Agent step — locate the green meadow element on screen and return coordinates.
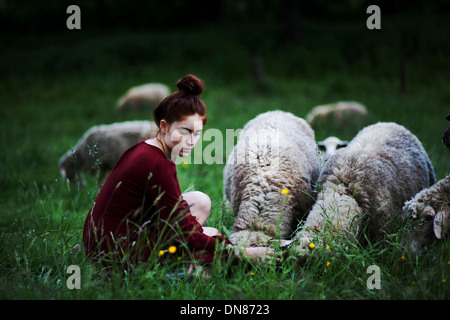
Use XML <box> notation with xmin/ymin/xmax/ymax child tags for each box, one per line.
<box><xmin>0</xmin><ymin>11</ymin><xmax>449</xmax><ymax>300</ymax></box>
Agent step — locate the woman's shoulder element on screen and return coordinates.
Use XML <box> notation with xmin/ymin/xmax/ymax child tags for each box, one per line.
<box><xmin>115</xmin><ymin>141</ymin><xmax>165</xmax><ymax>170</ymax></box>
<box><xmin>131</xmin><ymin>140</ymin><xmax>163</xmax><ymax>158</ymax></box>
<box><xmin>135</xmin><ymin>141</ymin><xmax>177</xmax><ymax>170</ymax></box>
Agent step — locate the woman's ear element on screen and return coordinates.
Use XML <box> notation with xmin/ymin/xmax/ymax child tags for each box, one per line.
<box><xmin>159</xmin><ymin>119</ymin><xmax>168</xmax><ymax>134</ymax></box>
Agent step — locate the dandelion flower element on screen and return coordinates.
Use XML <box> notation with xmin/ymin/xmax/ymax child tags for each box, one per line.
<box><xmin>281</xmin><ymin>188</ymin><xmax>289</xmax><ymax>194</ymax></box>
<box><xmin>309</xmin><ymin>243</ymin><xmax>315</xmax><ymax>249</ymax></box>
<box><xmin>401</xmin><ymin>256</ymin><xmax>406</xmax><ymax>261</ymax></box>
<box><xmin>326</xmin><ymin>261</ymin><xmax>332</xmax><ymax>267</ymax></box>
<box><xmin>159</xmin><ymin>250</ymin><xmax>165</xmax><ymax>256</ymax></box>
<box><xmin>168</xmin><ymin>246</ymin><xmax>177</xmax><ymax>254</ymax></box>
<box><xmin>181</xmin><ymin>161</ymin><xmax>189</xmax><ymax>169</ymax></box>
<box><xmin>326</xmin><ymin>244</ymin><xmax>330</xmax><ymax>250</ymax></box>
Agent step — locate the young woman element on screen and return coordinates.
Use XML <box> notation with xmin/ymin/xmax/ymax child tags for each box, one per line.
<box><xmin>83</xmin><ymin>75</ymin><xmax>272</xmax><ymax>270</ymax></box>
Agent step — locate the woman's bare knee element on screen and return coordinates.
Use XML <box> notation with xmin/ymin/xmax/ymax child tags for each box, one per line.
<box><xmin>182</xmin><ymin>191</ymin><xmax>211</xmax><ymax>225</ymax></box>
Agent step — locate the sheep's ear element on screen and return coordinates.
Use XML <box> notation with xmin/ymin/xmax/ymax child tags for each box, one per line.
<box><xmin>337</xmin><ymin>141</ymin><xmax>349</xmax><ymax>149</ymax></box>
<box><xmin>422</xmin><ymin>206</ymin><xmax>435</xmax><ymax>217</ymax></box>
<box><xmin>60</xmin><ymin>168</ymin><xmax>67</xmax><ymax>179</ymax></box>
<box><xmin>317</xmin><ymin>142</ymin><xmax>326</xmax><ymax>151</ymax></box>
<box><xmin>446</xmin><ymin>114</ymin><xmax>450</xmax><ymax>121</ymax></box>
<box><xmin>276</xmin><ymin>239</ymin><xmax>295</xmax><ymax>249</ymax></box>
<box><xmin>433</xmin><ymin>210</ymin><xmax>449</xmax><ymax>239</ymax></box>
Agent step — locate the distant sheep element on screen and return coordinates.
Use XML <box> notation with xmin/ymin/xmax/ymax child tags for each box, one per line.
<box><xmin>317</xmin><ymin>136</ymin><xmax>348</xmax><ymax>163</ymax></box>
<box><xmin>306</xmin><ymin>101</ymin><xmax>368</xmax><ymax>127</ymax></box>
<box><xmin>442</xmin><ymin>114</ymin><xmax>450</xmax><ymax>149</ymax></box>
<box><xmin>286</xmin><ymin>122</ymin><xmax>435</xmax><ymax>259</ymax></box>
<box><xmin>223</xmin><ymin>110</ymin><xmax>320</xmax><ymax>247</ymax></box>
<box><xmin>402</xmin><ymin>174</ymin><xmax>449</xmax><ymax>255</ymax></box>
<box><xmin>59</xmin><ymin>121</ymin><xmax>159</xmax><ymax>187</ymax></box>
<box><xmin>116</xmin><ymin>83</ymin><xmax>169</xmax><ymax>112</ymax></box>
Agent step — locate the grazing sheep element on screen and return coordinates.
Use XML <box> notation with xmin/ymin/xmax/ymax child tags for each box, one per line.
<box><xmin>286</xmin><ymin>122</ymin><xmax>435</xmax><ymax>259</ymax></box>
<box><xmin>402</xmin><ymin>174</ymin><xmax>449</xmax><ymax>255</ymax></box>
<box><xmin>223</xmin><ymin>110</ymin><xmax>320</xmax><ymax>247</ymax></box>
<box><xmin>306</xmin><ymin>101</ymin><xmax>368</xmax><ymax>127</ymax></box>
<box><xmin>59</xmin><ymin>121</ymin><xmax>159</xmax><ymax>187</ymax></box>
<box><xmin>317</xmin><ymin>136</ymin><xmax>348</xmax><ymax>163</ymax></box>
<box><xmin>442</xmin><ymin>114</ymin><xmax>450</xmax><ymax>149</ymax></box>
<box><xmin>401</xmin><ymin>115</ymin><xmax>450</xmax><ymax>254</ymax></box>
<box><xmin>116</xmin><ymin>83</ymin><xmax>169</xmax><ymax>112</ymax></box>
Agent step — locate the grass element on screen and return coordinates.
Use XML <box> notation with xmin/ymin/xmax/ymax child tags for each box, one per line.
<box><xmin>1</xmin><ymin>13</ymin><xmax>449</xmax><ymax>300</ymax></box>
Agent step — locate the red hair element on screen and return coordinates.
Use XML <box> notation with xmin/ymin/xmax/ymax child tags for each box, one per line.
<box><xmin>153</xmin><ymin>75</ymin><xmax>207</xmax><ymax>128</ymax></box>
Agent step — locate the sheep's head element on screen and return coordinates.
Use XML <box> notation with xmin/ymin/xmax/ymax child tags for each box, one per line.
<box><xmin>59</xmin><ymin>153</ymin><xmax>77</xmax><ymax>182</ymax></box>
<box><xmin>442</xmin><ymin>114</ymin><xmax>450</xmax><ymax>149</ymax></box>
<box><xmin>317</xmin><ymin>136</ymin><xmax>348</xmax><ymax>161</ymax></box>
<box><xmin>58</xmin><ymin>151</ymin><xmax>86</xmax><ymax>188</ymax></box>
<box><xmin>229</xmin><ymin>230</ymin><xmax>273</xmax><ymax>247</ymax></box>
<box><xmin>402</xmin><ymin>205</ymin><xmax>449</xmax><ymax>255</ymax></box>
<box><xmin>283</xmin><ymin>187</ymin><xmax>362</xmax><ymax>264</ymax></box>
<box><xmin>286</xmin><ymin>231</ymin><xmax>315</xmax><ymax>262</ymax></box>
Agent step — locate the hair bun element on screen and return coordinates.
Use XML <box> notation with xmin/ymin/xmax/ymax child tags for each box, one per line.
<box><xmin>176</xmin><ymin>74</ymin><xmax>204</xmax><ymax>96</ymax></box>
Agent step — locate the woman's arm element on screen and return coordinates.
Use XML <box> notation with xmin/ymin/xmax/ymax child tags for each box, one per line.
<box><xmin>147</xmin><ymin>159</ymin><xmax>231</xmax><ymax>263</ymax></box>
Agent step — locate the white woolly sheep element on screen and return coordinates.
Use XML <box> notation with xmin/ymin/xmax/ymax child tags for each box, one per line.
<box><xmin>59</xmin><ymin>120</ymin><xmax>159</xmax><ymax>187</ymax></box>
<box><xmin>402</xmin><ymin>116</ymin><xmax>450</xmax><ymax>254</ymax></box>
<box><xmin>317</xmin><ymin>136</ymin><xmax>348</xmax><ymax>163</ymax></box>
<box><xmin>116</xmin><ymin>83</ymin><xmax>169</xmax><ymax>112</ymax></box>
<box><xmin>223</xmin><ymin>110</ymin><xmax>320</xmax><ymax>247</ymax></box>
<box><xmin>402</xmin><ymin>174</ymin><xmax>449</xmax><ymax>255</ymax></box>
<box><xmin>286</xmin><ymin>122</ymin><xmax>435</xmax><ymax>259</ymax></box>
<box><xmin>306</xmin><ymin>101</ymin><xmax>368</xmax><ymax>127</ymax></box>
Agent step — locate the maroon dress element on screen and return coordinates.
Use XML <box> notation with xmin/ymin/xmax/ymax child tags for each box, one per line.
<box><xmin>83</xmin><ymin>141</ymin><xmax>231</xmax><ymax>266</ymax></box>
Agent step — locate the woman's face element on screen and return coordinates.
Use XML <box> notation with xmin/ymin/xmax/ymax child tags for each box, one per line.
<box><xmin>161</xmin><ymin>113</ymin><xmax>204</xmax><ymax>159</ymax></box>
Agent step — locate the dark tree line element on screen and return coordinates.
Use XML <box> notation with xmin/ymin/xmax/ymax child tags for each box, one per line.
<box><xmin>1</xmin><ymin>0</ymin><xmax>449</xmax><ymax>33</ymax></box>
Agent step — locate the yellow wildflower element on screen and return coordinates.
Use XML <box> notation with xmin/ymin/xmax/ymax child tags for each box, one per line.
<box><xmin>401</xmin><ymin>256</ymin><xmax>406</xmax><ymax>261</ymax></box>
<box><xmin>326</xmin><ymin>261</ymin><xmax>332</xmax><ymax>267</ymax></box>
<box><xmin>168</xmin><ymin>246</ymin><xmax>177</xmax><ymax>254</ymax></box>
<box><xmin>281</xmin><ymin>188</ymin><xmax>289</xmax><ymax>194</ymax></box>
<box><xmin>159</xmin><ymin>250</ymin><xmax>165</xmax><ymax>256</ymax></box>
<box><xmin>309</xmin><ymin>243</ymin><xmax>315</xmax><ymax>249</ymax></box>
<box><xmin>181</xmin><ymin>161</ymin><xmax>189</xmax><ymax>169</ymax></box>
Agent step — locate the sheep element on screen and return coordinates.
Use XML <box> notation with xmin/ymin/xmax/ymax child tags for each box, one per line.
<box><xmin>116</xmin><ymin>83</ymin><xmax>169</xmax><ymax>112</ymax></box>
<box><xmin>317</xmin><ymin>136</ymin><xmax>348</xmax><ymax>163</ymax></box>
<box><xmin>286</xmin><ymin>122</ymin><xmax>435</xmax><ymax>259</ymax></box>
<box><xmin>59</xmin><ymin>120</ymin><xmax>159</xmax><ymax>187</ymax></box>
<box><xmin>306</xmin><ymin>101</ymin><xmax>368</xmax><ymax>127</ymax></box>
<box><xmin>442</xmin><ymin>114</ymin><xmax>450</xmax><ymax>149</ymax></box>
<box><xmin>223</xmin><ymin>110</ymin><xmax>320</xmax><ymax>247</ymax></box>
<box><xmin>401</xmin><ymin>115</ymin><xmax>450</xmax><ymax>254</ymax></box>
<box><xmin>401</xmin><ymin>174</ymin><xmax>449</xmax><ymax>255</ymax></box>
